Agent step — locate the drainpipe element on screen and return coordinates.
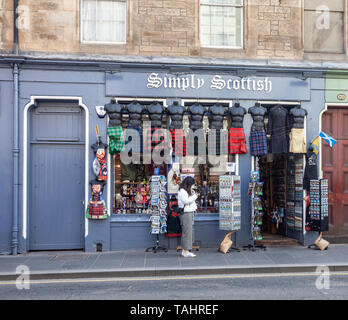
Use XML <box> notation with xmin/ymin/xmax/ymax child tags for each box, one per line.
<box><xmin>12</xmin><ymin>0</ymin><xmax>19</xmax><ymax>255</ymax></box>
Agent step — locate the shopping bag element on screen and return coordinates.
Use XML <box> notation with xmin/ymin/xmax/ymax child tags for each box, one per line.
<box><xmin>219</xmin><ymin>231</ymin><xmax>236</xmax><ymax>254</ymax></box>
<box><xmin>314</xmin><ymin>232</ymin><xmax>329</xmax><ymax>251</ymax></box>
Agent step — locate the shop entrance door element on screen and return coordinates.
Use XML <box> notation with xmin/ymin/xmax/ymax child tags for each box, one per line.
<box><xmin>322</xmin><ymin>107</ymin><xmax>348</xmax><ymax>236</ymax></box>
<box><xmin>29</xmin><ymin>102</ymin><xmax>85</xmax><ymax>250</ymax></box>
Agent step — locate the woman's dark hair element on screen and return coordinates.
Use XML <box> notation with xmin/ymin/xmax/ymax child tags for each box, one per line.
<box><xmin>179</xmin><ymin>176</ymin><xmax>195</xmax><ymax>196</ymax></box>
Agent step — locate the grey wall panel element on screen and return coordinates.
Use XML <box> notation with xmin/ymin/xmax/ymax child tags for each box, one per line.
<box><xmin>0</xmin><ymin>76</ymin><xmax>13</xmax><ymax>254</ymax></box>
<box><xmin>110</xmin><ymin>221</ymin><xmax>155</xmax><ymax>251</ymax></box>
<box><xmin>20</xmin><ymin>69</ymin><xmax>104</xmax><ymax>84</ymax></box>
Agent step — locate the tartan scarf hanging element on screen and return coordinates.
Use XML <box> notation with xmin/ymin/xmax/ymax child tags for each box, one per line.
<box><xmin>107</xmin><ymin>126</ymin><xmax>125</xmax><ymax>154</ymax></box>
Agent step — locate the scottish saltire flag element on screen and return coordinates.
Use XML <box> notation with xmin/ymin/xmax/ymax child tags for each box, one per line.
<box><xmin>319</xmin><ymin>131</ymin><xmax>337</xmax><ymax>147</ymax></box>
<box><xmin>311</xmin><ymin>136</ymin><xmax>320</xmax><ymax>154</ymax></box>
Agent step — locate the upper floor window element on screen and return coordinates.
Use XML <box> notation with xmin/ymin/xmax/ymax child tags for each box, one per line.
<box><xmin>200</xmin><ymin>0</ymin><xmax>243</xmax><ymax>49</ymax></box>
<box><xmin>304</xmin><ymin>0</ymin><xmax>344</xmax><ymax>54</ymax></box>
<box><xmin>81</xmin><ymin>0</ymin><xmax>126</xmax><ymax>44</ymax></box>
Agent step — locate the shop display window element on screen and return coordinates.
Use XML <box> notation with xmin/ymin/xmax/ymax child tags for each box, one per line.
<box><xmin>111</xmin><ymin>99</ymin><xmax>238</xmax><ymax>215</ymax></box>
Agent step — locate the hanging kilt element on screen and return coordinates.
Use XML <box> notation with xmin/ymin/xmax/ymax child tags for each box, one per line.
<box><xmin>228</xmin><ymin>128</ymin><xmax>248</xmax><ymax>154</ymax></box>
<box><xmin>169</xmin><ymin>129</ymin><xmax>186</xmax><ymax>157</ymax></box>
<box><xmin>144</xmin><ymin>127</ymin><xmax>171</xmax><ymax>155</ymax></box>
<box><xmin>249</xmin><ymin>129</ymin><xmax>268</xmax><ymax>156</ymax></box>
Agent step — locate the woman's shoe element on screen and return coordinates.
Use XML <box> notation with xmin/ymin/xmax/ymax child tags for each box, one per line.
<box><xmin>181</xmin><ymin>250</ymin><xmax>197</xmax><ymax>258</ymax></box>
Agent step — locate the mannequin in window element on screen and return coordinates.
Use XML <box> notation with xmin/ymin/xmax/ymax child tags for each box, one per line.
<box><xmin>248</xmin><ymin>102</ymin><xmax>268</xmax><ymax>156</ymax></box>
<box><xmin>267</xmin><ymin>104</ymin><xmax>290</xmax><ymax>154</ymax></box>
<box><xmin>145</xmin><ymin>102</ymin><xmax>170</xmax><ymax>172</ymax></box>
<box><xmin>124</xmin><ymin>101</ymin><xmax>145</xmax><ymax>155</ymax></box>
<box><xmin>105</xmin><ymin>99</ymin><xmax>123</xmax><ymax>127</ymax></box>
<box><xmin>208</xmin><ymin>103</ymin><xmax>228</xmax><ymax>156</ymax></box>
<box><xmin>187</xmin><ymin>102</ymin><xmax>206</xmax><ymax>156</ymax></box>
<box><xmin>104</xmin><ymin>99</ymin><xmax>125</xmax><ymax>155</ymax></box>
<box><xmin>228</xmin><ymin>102</ymin><xmax>247</xmax><ymax>154</ymax></box>
<box><xmin>289</xmin><ymin>105</ymin><xmax>307</xmax><ymax>153</ymax></box>
<box><xmin>167</xmin><ymin>101</ymin><xmax>186</xmax><ymax>157</ymax></box>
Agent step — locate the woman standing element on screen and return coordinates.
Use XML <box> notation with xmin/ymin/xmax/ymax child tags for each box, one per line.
<box><xmin>178</xmin><ymin>176</ymin><xmax>199</xmax><ymax>258</ymax></box>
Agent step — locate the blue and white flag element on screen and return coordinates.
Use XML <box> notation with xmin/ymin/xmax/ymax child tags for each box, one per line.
<box><xmin>319</xmin><ymin>131</ymin><xmax>337</xmax><ymax>147</ymax></box>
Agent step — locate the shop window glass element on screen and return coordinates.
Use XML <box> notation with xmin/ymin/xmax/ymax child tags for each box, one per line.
<box><xmin>200</xmin><ymin>0</ymin><xmax>243</xmax><ymax>48</ymax></box>
<box><xmin>304</xmin><ymin>0</ymin><xmax>344</xmax><ymax>54</ymax></box>
<box><xmin>81</xmin><ymin>0</ymin><xmax>126</xmax><ymax>44</ymax></box>
<box><xmin>111</xmin><ymin>100</ymin><xmax>237</xmax><ymax>215</ymax></box>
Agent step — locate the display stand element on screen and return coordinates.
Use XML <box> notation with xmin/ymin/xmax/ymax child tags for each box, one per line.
<box><xmin>244</xmin><ymin>158</ymin><xmax>267</xmax><ymax>251</ymax></box>
<box><xmin>218</xmin><ymin>175</ymin><xmax>241</xmax><ymax>252</ymax></box>
<box><xmin>307</xmin><ymin>179</ymin><xmax>329</xmax><ymax>250</ymax></box>
<box><xmin>146</xmin><ymin>234</ymin><xmax>168</xmax><ymax>253</ymax></box>
<box><xmin>146</xmin><ymin>174</ymin><xmax>168</xmax><ymax>253</ymax></box>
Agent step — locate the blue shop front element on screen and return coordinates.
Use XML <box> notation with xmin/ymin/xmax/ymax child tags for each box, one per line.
<box><xmin>0</xmin><ymin>60</ymin><xmax>326</xmax><ymax>254</ymax></box>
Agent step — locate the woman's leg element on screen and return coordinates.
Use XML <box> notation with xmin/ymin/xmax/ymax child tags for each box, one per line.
<box><xmin>180</xmin><ymin>212</ymin><xmax>193</xmax><ymax>251</ymax></box>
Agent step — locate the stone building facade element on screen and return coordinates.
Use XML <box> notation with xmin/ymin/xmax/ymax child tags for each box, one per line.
<box><xmin>1</xmin><ymin>0</ymin><xmax>346</xmax><ymax>61</ymax></box>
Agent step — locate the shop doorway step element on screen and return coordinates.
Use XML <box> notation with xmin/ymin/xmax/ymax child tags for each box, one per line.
<box><xmin>256</xmin><ymin>233</ymin><xmax>300</xmax><ymax>246</ymax></box>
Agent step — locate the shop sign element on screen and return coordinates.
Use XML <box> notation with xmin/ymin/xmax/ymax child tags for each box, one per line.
<box><xmin>106</xmin><ymin>72</ymin><xmax>310</xmax><ymax>100</ymax></box>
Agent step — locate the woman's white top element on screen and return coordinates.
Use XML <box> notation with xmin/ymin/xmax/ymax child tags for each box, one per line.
<box><xmin>178</xmin><ymin>188</ymin><xmax>197</xmax><ymax>212</ymax></box>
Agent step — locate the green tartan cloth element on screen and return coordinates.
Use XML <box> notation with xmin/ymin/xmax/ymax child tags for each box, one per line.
<box><xmin>107</xmin><ymin>126</ymin><xmax>125</xmax><ymax>153</ymax></box>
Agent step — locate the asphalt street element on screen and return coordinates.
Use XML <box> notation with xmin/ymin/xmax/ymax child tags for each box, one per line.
<box><xmin>0</xmin><ymin>272</ymin><xmax>348</xmax><ymax>300</ymax></box>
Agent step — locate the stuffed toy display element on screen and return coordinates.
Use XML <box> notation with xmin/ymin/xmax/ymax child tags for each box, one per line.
<box><xmin>86</xmin><ymin>181</ymin><xmax>107</xmax><ymax>220</ymax></box>
<box><xmin>91</xmin><ymin>138</ymin><xmax>108</xmax><ymax>181</ymax></box>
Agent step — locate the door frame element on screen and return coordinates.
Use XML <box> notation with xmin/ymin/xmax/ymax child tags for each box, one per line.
<box><xmin>319</xmin><ymin>103</ymin><xmax>348</xmax><ymax>179</ymax></box>
<box><xmin>23</xmin><ymin>96</ymin><xmax>89</xmax><ymax>251</ymax></box>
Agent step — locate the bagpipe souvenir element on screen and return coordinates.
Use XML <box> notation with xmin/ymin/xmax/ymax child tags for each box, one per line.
<box><xmin>86</xmin><ymin>180</ymin><xmax>107</xmax><ymax>220</ymax></box>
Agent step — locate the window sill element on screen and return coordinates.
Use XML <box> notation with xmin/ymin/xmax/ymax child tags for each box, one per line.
<box><xmin>303</xmin><ymin>52</ymin><xmax>347</xmax><ymax>61</ymax></box>
<box><xmin>110</xmin><ymin>212</ymin><xmax>219</xmax><ymax>223</ymax></box>
<box><xmin>80</xmin><ymin>41</ymin><xmax>127</xmax><ymax>47</ymax></box>
<box><xmin>201</xmin><ymin>46</ymin><xmax>244</xmax><ymax>50</ymax></box>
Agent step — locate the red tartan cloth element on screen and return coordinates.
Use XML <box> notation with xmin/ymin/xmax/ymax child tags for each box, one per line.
<box><xmin>144</xmin><ymin>127</ymin><xmax>171</xmax><ymax>154</ymax></box>
<box><xmin>228</xmin><ymin>128</ymin><xmax>247</xmax><ymax>154</ymax></box>
<box><xmin>89</xmin><ymin>202</ymin><xmax>104</xmax><ymax>216</ymax></box>
<box><xmin>170</xmin><ymin>129</ymin><xmax>186</xmax><ymax>156</ymax></box>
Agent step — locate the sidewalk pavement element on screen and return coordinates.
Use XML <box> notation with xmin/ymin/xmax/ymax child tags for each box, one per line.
<box><xmin>1</xmin><ymin>244</ymin><xmax>348</xmax><ymax>281</ymax></box>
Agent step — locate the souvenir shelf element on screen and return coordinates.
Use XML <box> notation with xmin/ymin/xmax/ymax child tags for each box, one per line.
<box><xmin>309</xmin><ymin>179</ymin><xmax>329</xmax><ymax>232</ymax></box>
<box><xmin>286</xmin><ymin>155</ymin><xmax>304</xmax><ymax>233</ymax></box>
<box><xmin>219</xmin><ymin>175</ymin><xmax>241</xmax><ymax>231</ymax></box>
<box><xmin>248</xmin><ymin>171</ymin><xmax>266</xmax><ymax>246</ymax></box>
<box><xmin>146</xmin><ymin>175</ymin><xmax>168</xmax><ymax>253</ymax></box>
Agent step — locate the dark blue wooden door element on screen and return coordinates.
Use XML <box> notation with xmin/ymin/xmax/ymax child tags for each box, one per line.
<box><xmin>29</xmin><ymin>102</ymin><xmax>85</xmax><ymax>250</ymax></box>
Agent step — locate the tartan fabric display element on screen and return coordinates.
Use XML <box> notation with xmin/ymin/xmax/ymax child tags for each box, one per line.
<box><xmin>169</xmin><ymin>129</ymin><xmax>186</xmax><ymax>156</ymax></box>
<box><xmin>124</xmin><ymin>126</ymin><xmax>143</xmax><ymax>153</ymax></box>
<box><xmin>144</xmin><ymin>127</ymin><xmax>172</xmax><ymax>154</ymax></box>
<box><xmin>86</xmin><ymin>201</ymin><xmax>107</xmax><ymax>219</ymax></box>
<box><xmin>107</xmin><ymin>126</ymin><xmax>125</xmax><ymax>154</ymax></box>
<box><xmin>249</xmin><ymin>129</ymin><xmax>268</xmax><ymax>156</ymax></box>
<box><xmin>228</xmin><ymin>128</ymin><xmax>247</xmax><ymax>154</ymax></box>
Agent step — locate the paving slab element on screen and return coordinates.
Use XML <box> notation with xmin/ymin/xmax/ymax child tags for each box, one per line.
<box><xmin>1</xmin><ymin>245</ymin><xmax>348</xmax><ymax>280</ymax></box>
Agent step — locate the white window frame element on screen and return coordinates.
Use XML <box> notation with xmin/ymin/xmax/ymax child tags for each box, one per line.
<box><xmin>80</xmin><ymin>0</ymin><xmax>127</xmax><ymax>45</ymax></box>
<box><xmin>200</xmin><ymin>0</ymin><xmax>244</xmax><ymax>49</ymax></box>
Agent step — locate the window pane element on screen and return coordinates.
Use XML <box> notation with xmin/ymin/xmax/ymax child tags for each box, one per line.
<box><xmin>200</xmin><ymin>3</ymin><xmax>242</xmax><ymax>48</ymax></box>
<box><xmin>304</xmin><ymin>10</ymin><xmax>344</xmax><ymax>53</ymax></box>
<box><xmin>304</xmin><ymin>0</ymin><xmax>344</xmax><ymax>11</ymax></box>
<box><xmin>201</xmin><ymin>0</ymin><xmax>243</xmax><ymax>6</ymax></box>
<box><xmin>82</xmin><ymin>0</ymin><xmax>126</xmax><ymax>43</ymax></box>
